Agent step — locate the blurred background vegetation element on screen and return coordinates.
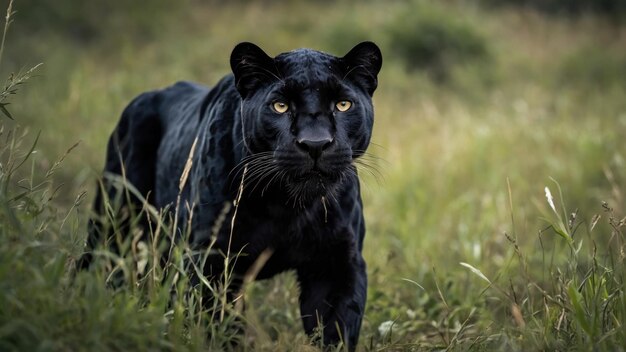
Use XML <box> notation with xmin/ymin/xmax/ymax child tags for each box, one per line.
<box><xmin>1</xmin><ymin>0</ymin><xmax>625</xmax><ymax>350</ymax></box>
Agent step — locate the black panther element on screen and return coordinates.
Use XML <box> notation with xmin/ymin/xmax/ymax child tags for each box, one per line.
<box><xmin>82</xmin><ymin>41</ymin><xmax>382</xmax><ymax>350</ymax></box>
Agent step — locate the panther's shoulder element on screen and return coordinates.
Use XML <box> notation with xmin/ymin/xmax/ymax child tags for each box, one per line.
<box><xmin>157</xmin><ymin>80</ymin><xmax>208</xmax><ymax>106</ymax></box>
<box><xmin>159</xmin><ymin>76</ymin><xmax>237</xmax><ymax>103</ymax></box>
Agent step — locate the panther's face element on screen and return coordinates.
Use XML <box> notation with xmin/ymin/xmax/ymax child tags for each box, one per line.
<box><xmin>230</xmin><ymin>42</ymin><xmax>382</xmax><ymax>203</ymax></box>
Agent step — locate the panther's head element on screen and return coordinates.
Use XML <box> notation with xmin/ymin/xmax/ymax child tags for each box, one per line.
<box><xmin>230</xmin><ymin>42</ymin><xmax>382</xmax><ymax>203</ymax></box>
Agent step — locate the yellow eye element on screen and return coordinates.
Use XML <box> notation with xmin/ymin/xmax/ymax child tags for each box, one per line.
<box><xmin>335</xmin><ymin>100</ymin><xmax>352</xmax><ymax>112</ymax></box>
<box><xmin>273</xmin><ymin>101</ymin><xmax>289</xmax><ymax>114</ymax></box>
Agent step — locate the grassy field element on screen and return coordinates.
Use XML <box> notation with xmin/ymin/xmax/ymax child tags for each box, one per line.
<box><xmin>1</xmin><ymin>0</ymin><xmax>625</xmax><ymax>350</ymax></box>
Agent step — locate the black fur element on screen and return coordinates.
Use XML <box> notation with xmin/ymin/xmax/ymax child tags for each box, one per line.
<box><xmin>82</xmin><ymin>42</ymin><xmax>382</xmax><ymax>350</ymax></box>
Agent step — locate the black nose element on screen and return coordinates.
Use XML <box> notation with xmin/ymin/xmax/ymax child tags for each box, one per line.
<box><xmin>296</xmin><ymin>138</ymin><xmax>333</xmax><ymax>160</ymax></box>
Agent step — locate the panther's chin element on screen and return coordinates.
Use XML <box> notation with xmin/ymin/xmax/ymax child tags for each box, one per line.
<box><xmin>285</xmin><ymin>170</ymin><xmax>341</xmax><ymax>204</ymax></box>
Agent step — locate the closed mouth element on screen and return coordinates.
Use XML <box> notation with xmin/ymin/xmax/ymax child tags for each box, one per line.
<box><xmin>294</xmin><ymin>167</ymin><xmax>337</xmax><ymax>182</ymax></box>
<box><xmin>277</xmin><ymin>164</ymin><xmax>349</xmax><ymax>207</ymax></box>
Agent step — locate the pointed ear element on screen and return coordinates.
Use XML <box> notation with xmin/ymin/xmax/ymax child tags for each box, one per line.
<box><xmin>230</xmin><ymin>42</ymin><xmax>278</xmax><ymax>98</ymax></box>
<box><xmin>341</xmin><ymin>41</ymin><xmax>383</xmax><ymax>96</ymax></box>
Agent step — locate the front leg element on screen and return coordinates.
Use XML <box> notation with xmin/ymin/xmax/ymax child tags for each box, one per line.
<box><xmin>297</xmin><ymin>252</ymin><xmax>367</xmax><ymax>351</ymax></box>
